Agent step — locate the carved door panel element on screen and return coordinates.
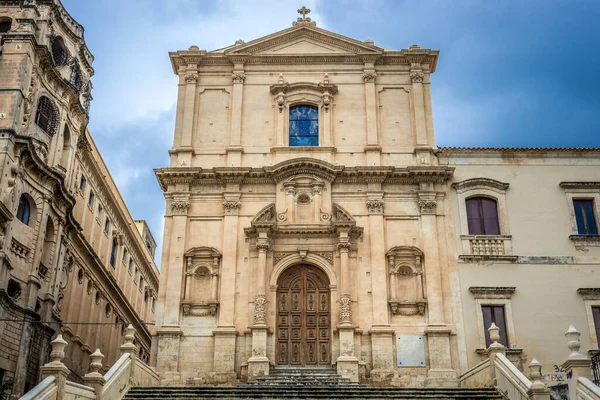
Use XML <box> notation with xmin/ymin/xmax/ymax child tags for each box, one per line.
<box><xmin>277</xmin><ymin>265</ymin><xmax>330</xmax><ymax>367</ymax></box>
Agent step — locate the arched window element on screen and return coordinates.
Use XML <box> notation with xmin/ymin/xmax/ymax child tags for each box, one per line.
<box><xmin>466</xmin><ymin>197</ymin><xmax>500</xmax><ymax>235</ymax></box>
<box><xmin>16</xmin><ymin>194</ymin><xmax>31</xmax><ymax>225</ymax></box>
<box><xmin>51</xmin><ymin>36</ymin><xmax>69</xmax><ymax>66</ymax></box>
<box><xmin>289</xmin><ymin>105</ymin><xmax>318</xmax><ymax>146</ymax></box>
<box><xmin>35</xmin><ymin>96</ymin><xmax>59</xmax><ymax>135</ymax></box>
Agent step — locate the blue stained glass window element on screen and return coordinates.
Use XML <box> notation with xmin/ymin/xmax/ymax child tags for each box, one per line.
<box><xmin>289</xmin><ymin>105</ymin><xmax>318</xmax><ymax>147</ymax></box>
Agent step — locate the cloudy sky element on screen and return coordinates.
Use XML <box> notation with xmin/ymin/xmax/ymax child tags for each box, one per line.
<box><xmin>61</xmin><ymin>0</ymin><xmax>600</xmax><ymax>266</ymax></box>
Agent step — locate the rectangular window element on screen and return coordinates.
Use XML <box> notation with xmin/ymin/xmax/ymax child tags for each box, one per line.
<box><xmin>88</xmin><ymin>191</ymin><xmax>95</xmax><ymax>207</ymax></box>
<box><xmin>574</xmin><ymin>199</ymin><xmax>598</xmax><ymax>235</ymax></box>
<box><xmin>79</xmin><ymin>176</ymin><xmax>86</xmax><ymax>191</ymax></box>
<box><xmin>593</xmin><ymin>306</ymin><xmax>600</xmax><ymax>345</ymax></box>
<box><xmin>481</xmin><ymin>305</ymin><xmax>508</xmax><ymax>347</ymax></box>
<box><xmin>104</xmin><ymin>218</ymin><xmax>110</xmax><ymax>233</ymax></box>
<box><xmin>110</xmin><ymin>240</ymin><xmax>117</xmax><ymax>268</ymax></box>
<box><xmin>122</xmin><ymin>248</ymin><xmax>128</xmax><ymax>262</ymax></box>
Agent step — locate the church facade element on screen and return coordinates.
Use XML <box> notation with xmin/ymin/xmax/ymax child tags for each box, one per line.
<box><xmin>153</xmin><ymin>8</ymin><xmax>600</xmax><ymax>389</ymax></box>
<box><xmin>154</xmin><ymin>10</ymin><xmax>462</xmax><ymax>387</ymax></box>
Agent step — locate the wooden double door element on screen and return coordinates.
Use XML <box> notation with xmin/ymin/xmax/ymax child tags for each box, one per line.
<box><xmin>276</xmin><ymin>264</ymin><xmax>331</xmax><ymax>367</ymax></box>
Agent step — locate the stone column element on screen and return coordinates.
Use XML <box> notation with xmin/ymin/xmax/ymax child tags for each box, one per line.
<box><xmin>408</xmin><ymin>47</ymin><xmax>433</xmax><ymax>164</ymax></box>
<box><xmin>561</xmin><ymin>325</ymin><xmax>592</xmax><ymax>400</ymax></box>
<box><xmin>284</xmin><ymin>183</ymin><xmax>296</xmax><ymax>223</ymax></box>
<box><xmin>248</xmin><ymin>233</ymin><xmax>270</xmax><ymax>380</ymax></box>
<box><xmin>366</xmin><ymin>193</ymin><xmax>394</xmax><ymax>384</ymax></box>
<box><xmin>418</xmin><ymin>189</ymin><xmax>456</xmax><ymax>383</ymax></box>
<box><xmin>312</xmin><ymin>183</ymin><xmax>324</xmax><ymax>223</ymax></box>
<box><xmin>336</xmin><ymin>230</ymin><xmax>359</xmax><ymax>382</ymax></box>
<box><xmin>227</xmin><ymin>60</ymin><xmax>245</xmax><ymax>167</ymax></box>
<box><xmin>156</xmin><ymin>197</ymin><xmax>188</xmax><ymax>382</ymax></box>
<box><xmin>31</xmin><ymin>195</ymin><xmax>51</xmax><ymax>273</ymax></box>
<box><xmin>212</xmin><ymin>195</ymin><xmax>241</xmax><ymax>383</ymax></box>
<box><xmin>179</xmin><ymin>67</ymin><xmax>198</xmax><ymax>149</ymax></box>
<box><xmin>363</xmin><ymin>60</ymin><xmax>381</xmax><ymax>166</ymax></box>
<box><xmin>210</xmin><ymin>256</ymin><xmax>219</xmax><ymax>301</ymax></box>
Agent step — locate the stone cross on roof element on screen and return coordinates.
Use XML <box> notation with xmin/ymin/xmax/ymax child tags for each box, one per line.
<box><xmin>293</xmin><ymin>5</ymin><xmax>316</xmax><ymax>26</ymax></box>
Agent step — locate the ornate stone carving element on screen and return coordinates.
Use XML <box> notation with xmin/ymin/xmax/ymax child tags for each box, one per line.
<box><xmin>366</xmin><ymin>199</ymin><xmax>385</xmax><ymax>214</ymax></box>
<box><xmin>222</xmin><ymin>200</ymin><xmax>241</xmax><ymax>215</ymax></box>
<box><xmin>275</xmin><ymin>91</ymin><xmax>286</xmax><ymax>112</ymax></box>
<box><xmin>254</xmin><ymin>294</ymin><xmax>267</xmax><ymax>325</ymax></box>
<box><xmin>256</xmin><ymin>242</ymin><xmax>271</xmax><ymax>253</ymax></box>
<box><xmin>171</xmin><ymin>200</ymin><xmax>190</xmax><ymax>216</ymax></box>
<box><xmin>389</xmin><ymin>300</ymin><xmax>427</xmax><ymax>316</ymax></box>
<box><xmin>339</xmin><ymin>294</ymin><xmax>352</xmax><ymax>324</ymax></box>
<box><xmin>231</xmin><ymin>73</ymin><xmax>246</xmax><ymax>84</ymax></box>
<box><xmin>185</xmin><ymin>74</ymin><xmax>198</xmax><ymax>84</ymax></box>
<box><xmin>363</xmin><ymin>71</ymin><xmax>377</xmax><ymax>83</ymax></box>
<box><xmin>273</xmin><ymin>252</ymin><xmax>293</xmax><ymax>265</ymax></box>
<box><xmin>182</xmin><ymin>302</ymin><xmax>218</xmax><ymax>317</ymax></box>
<box><xmin>418</xmin><ymin>199</ymin><xmax>437</xmax><ymax>214</ymax></box>
<box><xmin>337</xmin><ymin>242</ymin><xmax>352</xmax><ymax>252</ymax></box>
<box><xmin>315</xmin><ymin>252</ymin><xmax>333</xmax><ymax>265</ymax></box>
<box><xmin>410</xmin><ymin>71</ymin><xmax>425</xmax><ymax>83</ymax></box>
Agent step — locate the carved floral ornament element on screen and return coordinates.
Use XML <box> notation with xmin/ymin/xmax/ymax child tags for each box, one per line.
<box><xmin>418</xmin><ymin>199</ymin><xmax>437</xmax><ymax>214</ymax></box>
<box><xmin>410</xmin><ymin>71</ymin><xmax>425</xmax><ymax>83</ymax></box>
<box><xmin>363</xmin><ymin>71</ymin><xmax>377</xmax><ymax>83</ymax></box>
<box><xmin>366</xmin><ymin>199</ymin><xmax>385</xmax><ymax>214</ymax></box>
<box><xmin>231</xmin><ymin>72</ymin><xmax>246</xmax><ymax>84</ymax></box>
<box><xmin>254</xmin><ymin>294</ymin><xmax>268</xmax><ymax>325</ymax></box>
<box><xmin>171</xmin><ymin>200</ymin><xmax>190</xmax><ymax>216</ymax></box>
<box><xmin>338</xmin><ymin>294</ymin><xmax>352</xmax><ymax>324</ymax></box>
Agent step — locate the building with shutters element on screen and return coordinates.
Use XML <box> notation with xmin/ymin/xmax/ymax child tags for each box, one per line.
<box><xmin>0</xmin><ymin>1</ymin><xmax>158</xmax><ymax>397</ymax></box>
<box><xmin>153</xmin><ymin>7</ymin><xmax>600</xmax><ymax>389</ymax></box>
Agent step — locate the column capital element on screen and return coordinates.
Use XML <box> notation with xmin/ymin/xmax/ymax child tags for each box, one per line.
<box><xmin>366</xmin><ymin>199</ymin><xmax>385</xmax><ymax>214</ymax></box>
<box><xmin>409</xmin><ymin>71</ymin><xmax>425</xmax><ymax>83</ymax></box>
<box><xmin>418</xmin><ymin>199</ymin><xmax>437</xmax><ymax>215</ymax></box>
<box><xmin>256</xmin><ymin>242</ymin><xmax>271</xmax><ymax>253</ymax></box>
<box><xmin>223</xmin><ymin>200</ymin><xmax>242</xmax><ymax>216</ymax></box>
<box><xmin>231</xmin><ymin>72</ymin><xmax>246</xmax><ymax>84</ymax></box>
<box><xmin>171</xmin><ymin>200</ymin><xmax>190</xmax><ymax>216</ymax></box>
<box><xmin>363</xmin><ymin>71</ymin><xmax>377</xmax><ymax>83</ymax></box>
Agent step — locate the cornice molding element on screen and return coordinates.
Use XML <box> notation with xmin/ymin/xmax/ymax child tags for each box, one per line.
<box><xmin>452</xmin><ymin>178</ymin><xmax>510</xmax><ymax>192</ymax></box>
<box><xmin>560</xmin><ymin>182</ymin><xmax>600</xmax><ymax>190</ymax></box>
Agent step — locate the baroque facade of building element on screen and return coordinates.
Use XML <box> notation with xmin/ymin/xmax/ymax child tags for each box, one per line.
<box><xmin>153</xmin><ymin>8</ymin><xmax>600</xmax><ymax>389</ymax></box>
<box><xmin>0</xmin><ymin>0</ymin><xmax>159</xmax><ymax>397</ymax></box>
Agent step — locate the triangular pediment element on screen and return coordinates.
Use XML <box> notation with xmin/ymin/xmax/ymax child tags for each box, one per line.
<box><xmin>225</xmin><ymin>25</ymin><xmax>384</xmax><ymax>56</ymax></box>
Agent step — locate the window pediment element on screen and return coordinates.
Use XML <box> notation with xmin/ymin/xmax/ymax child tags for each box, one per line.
<box><xmin>265</xmin><ymin>158</ymin><xmax>342</xmax><ymax>183</ymax></box>
<box><xmin>452</xmin><ymin>178</ymin><xmax>509</xmax><ymax>193</ymax></box>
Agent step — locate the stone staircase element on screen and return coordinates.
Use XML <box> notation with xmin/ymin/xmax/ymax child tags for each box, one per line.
<box><xmin>124</xmin><ymin>368</ymin><xmax>503</xmax><ymax>399</ymax></box>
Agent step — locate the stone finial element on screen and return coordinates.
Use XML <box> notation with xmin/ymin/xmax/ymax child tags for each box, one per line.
<box><xmin>49</xmin><ymin>334</ymin><xmax>68</xmax><ymax>365</ymax></box>
<box><xmin>528</xmin><ymin>357</ymin><xmax>546</xmax><ymax>391</ymax></box>
<box><xmin>565</xmin><ymin>325</ymin><xmax>585</xmax><ymax>360</ymax></box>
<box><xmin>88</xmin><ymin>349</ymin><xmax>104</xmax><ymax>376</ymax></box>
<box><xmin>120</xmin><ymin>324</ymin><xmax>137</xmax><ymax>355</ymax></box>
<box><xmin>487</xmin><ymin>322</ymin><xmax>505</xmax><ymax>349</ymax></box>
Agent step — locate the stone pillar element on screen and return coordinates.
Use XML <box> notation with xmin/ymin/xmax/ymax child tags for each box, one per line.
<box><xmin>179</xmin><ymin>67</ymin><xmax>198</xmax><ymax>149</ymax></box>
<box><xmin>363</xmin><ymin>60</ymin><xmax>381</xmax><ymax>166</ymax></box>
<box><xmin>366</xmin><ymin>193</ymin><xmax>394</xmax><ymax>384</ymax></box>
<box><xmin>419</xmin><ymin>189</ymin><xmax>455</xmax><ymax>383</ymax></box>
<box><xmin>275</xmin><ymin>74</ymin><xmax>286</xmax><ymax>146</ymax></box>
<box><xmin>84</xmin><ymin>349</ymin><xmax>106</xmax><ymax>400</ymax></box>
<box><xmin>210</xmin><ymin>255</ymin><xmax>219</xmax><ymax>301</ymax></box>
<box><xmin>408</xmin><ymin>47</ymin><xmax>433</xmax><ymax>164</ymax></box>
<box><xmin>284</xmin><ymin>183</ymin><xmax>296</xmax><ymax>223</ymax></box>
<box><xmin>312</xmin><ymin>183</ymin><xmax>324</xmax><ymax>223</ymax></box>
<box><xmin>227</xmin><ymin>60</ymin><xmax>245</xmax><ymax>167</ymax></box>
<box><xmin>561</xmin><ymin>325</ymin><xmax>592</xmax><ymax>400</ymax></box>
<box><xmin>527</xmin><ymin>358</ymin><xmax>551</xmax><ymax>400</ymax></box>
<box><xmin>212</xmin><ymin>195</ymin><xmax>240</xmax><ymax>383</ymax></box>
<box><xmin>164</xmin><ymin>198</ymin><xmax>189</xmax><ymax>325</ymax></box>
<box><xmin>13</xmin><ymin>318</ymin><xmax>35</xmax><ymax>396</ymax></box>
<box><xmin>40</xmin><ymin>335</ymin><xmax>70</xmax><ymax>400</ymax></box>
<box><xmin>247</xmin><ymin>235</ymin><xmax>270</xmax><ymax>380</ymax></box>
<box><xmin>336</xmin><ymin>231</ymin><xmax>359</xmax><ymax>382</ymax></box>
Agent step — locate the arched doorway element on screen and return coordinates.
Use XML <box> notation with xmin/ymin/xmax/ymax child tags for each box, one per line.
<box><xmin>276</xmin><ymin>264</ymin><xmax>330</xmax><ymax>367</ymax></box>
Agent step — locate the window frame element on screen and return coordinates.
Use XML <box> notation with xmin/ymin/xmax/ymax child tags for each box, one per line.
<box><xmin>109</xmin><ymin>238</ymin><xmax>118</xmax><ymax>268</ymax></box>
<box><xmin>16</xmin><ymin>194</ymin><xmax>31</xmax><ymax>225</ymax></box>
<box><xmin>573</xmin><ymin>198</ymin><xmax>599</xmax><ymax>235</ymax></box>
<box><xmin>560</xmin><ymin>183</ymin><xmax>600</xmax><ymax>249</ymax></box>
<box><xmin>34</xmin><ymin>96</ymin><xmax>59</xmax><ymax>135</ymax></box>
<box><xmin>470</xmin><ymin>286</ymin><xmax>517</xmax><ymax>350</ymax></box>
<box><xmin>288</xmin><ymin>104</ymin><xmax>319</xmax><ymax>147</ymax></box>
<box><xmin>578</xmin><ymin>288</ymin><xmax>600</xmax><ymax>350</ymax></box>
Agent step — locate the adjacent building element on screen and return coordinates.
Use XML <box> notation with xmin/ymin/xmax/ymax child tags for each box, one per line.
<box><xmin>0</xmin><ymin>0</ymin><xmax>158</xmax><ymax>397</ymax></box>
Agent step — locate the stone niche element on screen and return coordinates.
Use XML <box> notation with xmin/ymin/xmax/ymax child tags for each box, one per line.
<box><xmin>182</xmin><ymin>247</ymin><xmax>221</xmax><ymax>317</ymax></box>
<box><xmin>387</xmin><ymin>246</ymin><xmax>427</xmax><ymax>317</ymax></box>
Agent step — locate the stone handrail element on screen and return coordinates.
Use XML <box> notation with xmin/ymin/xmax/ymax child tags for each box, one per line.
<box><xmin>20</xmin><ymin>325</ymin><xmax>158</xmax><ymax>400</ymax></box>
<box><xmin>494</xmin><ymin>352</ymin><xmax>531</xmax><ymax>400</ymax></box>
<box><xmin>19</xmin><ymin>377</ymin><xmax>56</xmax><ymax>400</ymax></box>
<box><xmin>459</xmin><ymin>358</ymin><xmax>492</xmax><ymax>388</ymax></box>
<box><xmin>64</xmin><ymin>381</ymin><xmax>95</xmax><ymax>399</ymax></box>
<box><xmin>102</xmin><ymin>353</ymin><xmax>133</xmax><ymax>399</ymax></box>
<box><xmin>577</xmin><ymin>377</ymin><xmax>600</xmax><ymax>400</ymax></box>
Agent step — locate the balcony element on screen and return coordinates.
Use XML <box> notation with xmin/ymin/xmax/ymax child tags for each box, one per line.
<box><xmin>459</xmin><ymin>235</ymin><xmax>517</xmax><ymax>263</ymax></box>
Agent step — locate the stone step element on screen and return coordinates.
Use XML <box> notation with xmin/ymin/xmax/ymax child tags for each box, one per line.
<box><xmin>124</xmin><ymin>387</ymin><xmax>503</xmax><ymax>400</ymax></box>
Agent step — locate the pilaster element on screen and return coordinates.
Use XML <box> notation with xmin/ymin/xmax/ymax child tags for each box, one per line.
<box><xmin>363</xmin><ymin>58</ymin><xmax>380</xmax><ymax>166</ymax></box>
<box><xmin>164</xmin><ymin>196</ymin><xmax>189</xmax><ymax>326</ymax></box>
<box><xmin>227</xmin><ymin>59</ymin><xmax>246</xmax><ymax>167</ymax></box>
